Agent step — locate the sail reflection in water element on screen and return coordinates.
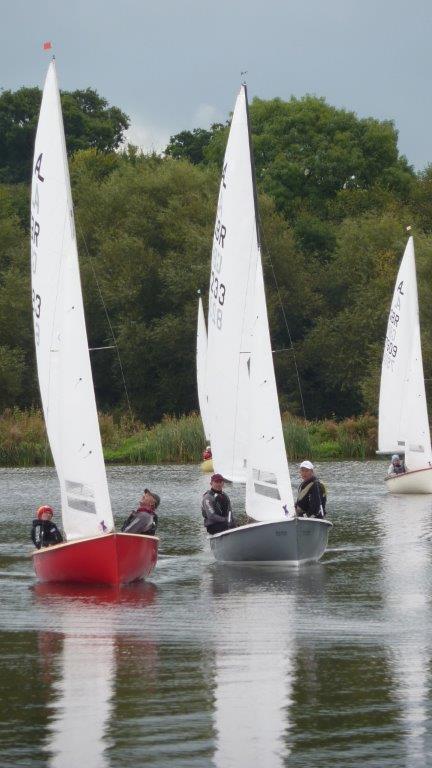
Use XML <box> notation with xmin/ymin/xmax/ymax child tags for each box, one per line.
<box><xmin>48</xmin><ymin>633</ymin><xmax>114</xmax><ymax>767</ymax></box>
<box><xmin>34</xmin><ymin>584</ymin><xmax>157</xmax><ymax>768</ymax></box>
<box><xmin>378</xmin><ymin>495</ymin><xmax>432</xmax><ymax>765</ymax></box>
<box><xmin>209</xmin><ymin>567</ymin><xmax>297</xmax><ymax>767</ymax></box>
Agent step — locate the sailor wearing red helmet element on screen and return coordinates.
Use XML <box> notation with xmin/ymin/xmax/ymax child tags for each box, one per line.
<box><xmin>31</xmin><ymin>505</ymin><xmax>63</xmax><ymax>549</ymax></box>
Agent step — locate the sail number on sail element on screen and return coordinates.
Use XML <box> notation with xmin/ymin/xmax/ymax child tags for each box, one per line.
<box><xmin>210</xmin><ymin>220</ymin><xmax>227</xmax><ymax>330</ymax></box>
<box><xmin>384</xmin><ymin>284</ymin><xmax>403</xmax><ymax>371</ymax></box>
<box><xmin>31</xmin><ymin>153</ymin><xmax>44</xmax><ymax>346</ymax></box>
<box><xmin>209</xmin><ymin>161</ymin><xmax>228</xmax><ymax>331</ymax></box>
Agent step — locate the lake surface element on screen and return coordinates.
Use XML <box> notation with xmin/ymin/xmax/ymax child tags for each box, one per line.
<box><xmin>1</xmin><ymin>461</ymin><xmax>432</xmax><ymax>767</ymax></box>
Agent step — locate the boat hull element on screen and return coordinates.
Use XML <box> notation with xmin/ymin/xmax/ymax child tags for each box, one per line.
<box><xmin>32</xmin><ymin>532</ymin><xmax>158</xmax><ymax>586</ymax></box>
<box><xmin>385</xmin><ymin>467</ymin><xmax>432</xmax><ymax>494</ymax></box>
<box><xmin>201</xmin><ymin>458</ymin><xmax>214</xmax><ymax>473</ymax></box>
<box><xmin>209</xmin><ymin>518</ymin><xmax>332</xmax><ymax>565</ymax></box>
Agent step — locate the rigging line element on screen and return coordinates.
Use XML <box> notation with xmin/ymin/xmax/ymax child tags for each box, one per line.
<box><xmin>75</xmin><ymin>218</ymin><xmax>134</xmax><ymax>419</ymax></box>
<box><xmin>258</xmin><ymin>220</ymin><xmax>308</xmax><ymax>423</ymax></box>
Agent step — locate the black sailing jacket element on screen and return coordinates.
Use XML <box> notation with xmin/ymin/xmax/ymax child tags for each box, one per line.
<box><xmin>201</xmin><ymin>489</ymin><xmax>235</xmax><ymax>528</ymax></box>
<box><xmin>295</xmin><ymin>477</ymin><xmax>326</xmax><ymax>518</ymax></box>
<box><xmin>31</xmin><ymin>519</ymin><xmax>63</xmax><ymax>549</ymax></box>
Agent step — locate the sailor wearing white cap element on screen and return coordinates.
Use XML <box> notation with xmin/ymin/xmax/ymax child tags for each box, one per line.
<box><xmin>300</xmin><ymin>460</ymin><xmax>314</xmax><ymax>471</ymax></box>
<box><xmin>296</xmin><ymin>460</ymin><xmax>327</xmax><ymax>519</ymax></box>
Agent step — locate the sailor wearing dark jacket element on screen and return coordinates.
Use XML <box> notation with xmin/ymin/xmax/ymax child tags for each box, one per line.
<box><xmin>31</xmin><ymin>505</ymin><xmax>63</xmax><ymax>549</ymax></box>
<box><xmin>121</xmin><ymin>489</ymin><xmax>160</xmax><ymax>536</ymax></box>
<box><xmin>202</xmin><ymin>473</ymin><xmax>235</xmax><ymax>535</ymax></box>
<box><xmin>295</xmin><ymin>461</ymin><xmax>326</xmax><ymax>519</ymax></box>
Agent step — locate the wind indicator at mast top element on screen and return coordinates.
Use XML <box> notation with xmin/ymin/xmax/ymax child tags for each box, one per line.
<box><xmin>240</xmin><ymin>70</ymin><xmax>248</xmax><ymax>85</ymax></box>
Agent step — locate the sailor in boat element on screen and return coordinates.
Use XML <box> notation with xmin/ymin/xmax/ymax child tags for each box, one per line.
<box><xmin>202</xmin><ymin>445</ymin><xmax>212</xmax><ymax>461</ymax></box>
<box><xmin>202</xmin><ymin>473</ymin><xmax>236</xmax><ymax>535</ymax></box>
<box><xmin>121</xmin><ymin>489</ymin><xmax>160</xmax><ymax>536</ymax></box>
<box><xmin>387</xmin><ymin>454</ymin><xmax>406</xmax><ymax>476</ymax></box>
<box><xmin>295</xmin><ymin>461</ymin><xmax>327</xmax><ymax>519</ymax></box>
<box><xmin>31</xmin><ymin>506</ymin><xmax>63</xmax><ymax>549</ymax></box>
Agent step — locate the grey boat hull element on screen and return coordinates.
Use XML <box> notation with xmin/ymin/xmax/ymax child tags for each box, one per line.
<box><xmin>209</xmin><ymin>517</ymin><xmax>332</xmax><ymax>565</ymax></box>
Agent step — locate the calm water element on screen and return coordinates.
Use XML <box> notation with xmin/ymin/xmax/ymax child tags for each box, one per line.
<box><xmin>1</xmin><ymin>461</ymin><xmax>432</xmax><ymax>767</ymax></box>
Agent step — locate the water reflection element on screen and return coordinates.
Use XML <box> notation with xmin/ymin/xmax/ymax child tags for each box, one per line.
<box><xmin>32</xmin><ymin>583</ymin><xmax>158</xmax><ymax>768</ymax></box>
<box><xmin>377</xmin><ymin>494</ymin><xmax>432</xmax><ymax>767</ymax></box>
<box><xmin>4</xmin><ymin>463</ymin><xmax>432</xmax><ymax>767</ymax></box>
<box><xmin>207</xmin><ymin>566</ymin><xmax>319</xmax><ymax>767</ymax></box>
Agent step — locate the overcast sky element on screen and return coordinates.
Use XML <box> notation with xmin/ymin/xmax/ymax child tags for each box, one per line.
<box><xmin>2</xmin><ymin>0</ymin><xmax>432</xmax><ymax>169</ymax></box>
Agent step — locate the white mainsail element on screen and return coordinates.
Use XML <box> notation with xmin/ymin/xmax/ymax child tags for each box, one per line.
<box><xmin>206</xmin><ymin>86</ymin><xmax>259</xmax><ymax>482</ymax></box>
<box><xmin>378</xmin><ymin>236</ymin><xmax>432</xmax><ymax>470</ymax></box>
<box><xmin>246</xmin><ymin>258</ymin><xmax>295</xmax><ymax>521</ymax></box>
<box><xmin>31</xmin><ymin>60</ymin><xmax>114</xmax><ymax>540</ymax></box>
<box><xmin>196</xmin><ymin>296</ymin><xmax>211</xmax><ymax>441</ymax></box>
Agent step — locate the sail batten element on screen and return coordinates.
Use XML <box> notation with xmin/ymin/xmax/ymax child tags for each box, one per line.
<box><xmin>31</xmin><ymin>61</ymin><xmax>113</xmax><ymax>540</ymax></box>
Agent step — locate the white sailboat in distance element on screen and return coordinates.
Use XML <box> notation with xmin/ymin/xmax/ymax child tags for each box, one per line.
<box><xmin>378</xmin><ymin>235</ymin><xmax>432</xmax><ymax>493</ymax></box>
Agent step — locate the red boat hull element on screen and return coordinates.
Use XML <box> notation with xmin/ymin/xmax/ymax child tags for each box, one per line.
<box><xmin>32</xmin><ymin>532</ymin><xmax>158</xmax><ymax>586</ymax></box>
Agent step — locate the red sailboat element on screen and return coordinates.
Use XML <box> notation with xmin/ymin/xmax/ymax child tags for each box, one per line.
<box><xmin>30</xmin><ymin>59</ymin><xmax>158</xmax><ymax>585</ymax></box>
<box><xmin>32</xmin><ymin>532</ymin><xmax>158</xmax><ymax>586</ymax></box>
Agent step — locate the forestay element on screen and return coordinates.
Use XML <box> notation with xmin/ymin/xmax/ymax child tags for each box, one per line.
<box><xmin>31</xmin><ymin>60</ymin><xmax>114</xmax><ymax>540</ymax></box>
<box><xmin>196</xmin><ymin>297</ymin><xmax>211</xmax><ymax>441</ymax></box>
<box><xmin>378</xmin><ymin>236</ymin><xmax>432</xmax><ymax>470</ymax></box>
<box><xmin>206</xmin><ymin>86</ymin><xmax>259</xmax><ymax>482</ymax></box>
<box><xmin>245</xmin><ymin>258</ymin><xmax>295</xmax><ymax>521</ymax></box>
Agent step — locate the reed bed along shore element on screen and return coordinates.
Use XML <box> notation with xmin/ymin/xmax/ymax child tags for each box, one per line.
<box><xmin>0</xmin><ymin>409</ymin><xmax>378</xmax><ymax>467</ymax></box>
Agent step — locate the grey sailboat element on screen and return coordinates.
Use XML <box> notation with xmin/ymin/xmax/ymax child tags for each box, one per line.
<box><xmin>206</xmin><ymin>84</ymin><xmax>331</xmax><ymax>565</ymax></box>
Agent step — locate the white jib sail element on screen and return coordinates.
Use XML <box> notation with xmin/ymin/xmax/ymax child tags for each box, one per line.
<box><xmin>31</xmin><ymin>60</ymin><xmax>114</xmax><ymax>540</ymax></box>
<box><xmin>378</xmin><ymin>236</ymin><xmax>432</xmax><ymax>470</ymax></box>
<box><xmin>196</xmin><ymin>296</ymin><xmax>211</xmax><ymax>441</ymax></box>
<box><xmin>206</xmin><ymin>85</ymin><xmax>259</xmax><ymax>482</ymax></box>
<box><xmin>245</xmin><ymin>257</ymin><xmax>295</xmax><ymax>521</ymax></box>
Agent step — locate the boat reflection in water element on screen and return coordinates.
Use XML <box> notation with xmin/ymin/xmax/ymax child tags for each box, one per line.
<box><xmin>33</xmin><ymin>583</ymin><xmax>158</xmax><ymax>768</ymax></box>
<box><xmin>377</xmin><ymin>494</ymin><xmax>432</xmax><ymax>764</ymax></box>
<box><xmin>208</xmin><ymin>564</ymin><xmax>327</xmax><ymax>767</ymax></box>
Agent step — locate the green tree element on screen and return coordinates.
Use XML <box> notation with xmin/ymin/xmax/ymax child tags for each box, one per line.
<box><xmin>0</xmin><ymin>346</ymin><xmax>26</xmax><ymax>409</ymax></box>
<box><xmin>298</xmin><ymin>214</ymin><xmax>410</xmax><ymax>417</ymax></box>
<box><xmin>167</xmin><ymin>96</ymin><xmax>415</xmax><ymax>220</ymax></box>
<box><xmin>165</xmin><ymin>125</ymin><xmax>224</xmax><ymax>164</ymax></box>
<box><xmin>0</xmin><ymin>86</ymin><xmax>129</xmax><ymax>183</ymax></box>
<box><xmin>71</xmin><ymin>153</ymin><xmax>218</xmax><ymax>420</ymax></box>
<box><xmin>0</xmin><ymin>186</ymin><xmax>35</xmax><ymax>407</ymax></box>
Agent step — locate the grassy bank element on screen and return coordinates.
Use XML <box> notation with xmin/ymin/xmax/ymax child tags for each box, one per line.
<box><xmin>282</xmin><ymin>412</ymin><xmax>377</xmax><ymax>461</ymax></box>
<box><xmin>0</xmin><ymin>408</ymin><xmax>378</xmax><ymax>467</ymax></box>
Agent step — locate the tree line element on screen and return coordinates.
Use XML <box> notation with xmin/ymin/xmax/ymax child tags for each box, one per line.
<box><xmin>1</xmin><ymin>85</ymin><xmax>432</xmax><ymax>422</ymax></box>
